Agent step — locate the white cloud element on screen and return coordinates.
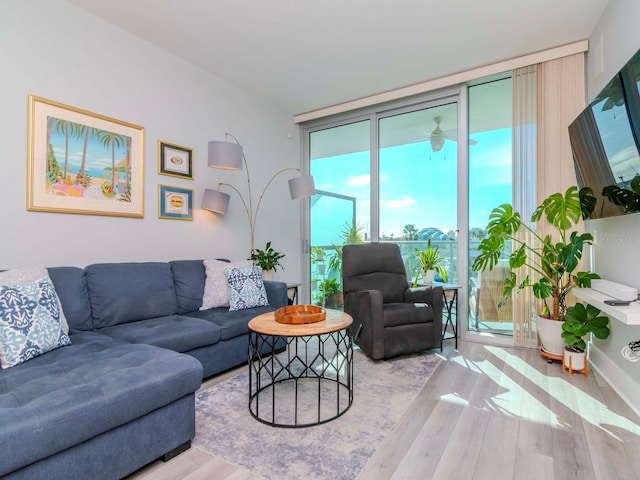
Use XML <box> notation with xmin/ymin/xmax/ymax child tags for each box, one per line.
<box><xmin>381</xmin><ymin>195</ymin><xmax>416</xmax><ymax>209</ymax></box>
<box><xmin>346</xmin><ymin>175</ymin><xmax>370</xmax><ymax>187</ymax></box>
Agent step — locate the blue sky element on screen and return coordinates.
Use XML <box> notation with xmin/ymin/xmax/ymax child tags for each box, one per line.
<box><xmin>311</xmin><ymin>128</ymin><xmax>512</xmax><ymax>246</ymax></box>
<box><xmin>49</xmin><ymin>119</ymin><xmax>127</xmax><ymax>178</ymax></box>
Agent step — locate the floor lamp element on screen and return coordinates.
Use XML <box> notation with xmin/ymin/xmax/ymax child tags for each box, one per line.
<box><xmin>202</xmin><ymin>133</ymin><xmax>315</xmax><ymax>253</ymax></box>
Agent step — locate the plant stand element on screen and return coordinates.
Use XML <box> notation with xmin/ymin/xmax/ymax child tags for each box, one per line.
<box><xmin>562</xmin><ymin>350</ymin><xmax>589</xmax><ymax>376</ymax></box>
<box><xmin>539</xmin><ymin>348</ymin><xmax>563</xmax><ymax>363</ymax></box>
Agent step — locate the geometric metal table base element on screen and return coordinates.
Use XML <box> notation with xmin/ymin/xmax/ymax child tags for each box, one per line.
<box><xmin>248</xmin><ymin>324</ymin><xmax>353</xmax><ymax>428</ymax></box>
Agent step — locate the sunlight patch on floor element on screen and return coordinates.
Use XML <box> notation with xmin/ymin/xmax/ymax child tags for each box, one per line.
<box><xmin>447</xmin><ymin>351</ymin><xmax>557</xmax><ymax>424</ymax></box>
<box><xmin>485</xmin><ymin>345</ymin><xmax>640</xmax><ymax>440</ymax></box>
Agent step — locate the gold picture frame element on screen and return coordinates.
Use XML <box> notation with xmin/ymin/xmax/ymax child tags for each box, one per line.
<box><xmin>27</xmin><ymin>95</ymin><xmax>144</xmax><ymax>218</ymax></box>
<box><xmin>158</xmin><ymin>140</ymin><xmax>193</xmax><ymax>179</ymax></box>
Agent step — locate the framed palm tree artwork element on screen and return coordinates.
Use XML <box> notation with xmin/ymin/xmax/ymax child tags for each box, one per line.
<box><xmin>27</xmin><ymin>95</ymin><xmax>144</xmax><ymax>218</ymax></box>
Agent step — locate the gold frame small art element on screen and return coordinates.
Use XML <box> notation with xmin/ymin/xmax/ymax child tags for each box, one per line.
<box><xmin>158</xmin><ymin>184</ymin><xmax>193</xmax><ymax>221</ymax></box>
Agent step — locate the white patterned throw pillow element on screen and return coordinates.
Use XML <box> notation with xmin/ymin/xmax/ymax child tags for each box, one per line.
<box><xmin>0</xmin><ymin>274</ymin><xmax>71</xmax><ymax>368</ymax></box>
<box><xmin>201</xmin><ymin>259</ymin><xmax>254</xmax><ymax>309</ymax></box>
<box><xmin>0</xmin><ymin>267</ymin><xmax>69</xmax><ymax>333</ymax></box>
<box><xmin>224</xmin><ymin>266</ymin><xmax>270</xmax><ymax>312</ymax></box>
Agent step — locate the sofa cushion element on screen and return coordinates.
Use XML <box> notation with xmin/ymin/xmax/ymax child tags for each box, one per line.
<box><xmin>0</xmin><ymin>331</ymin><xmax>202</xmax><ymax>477</ymax></box>
<box><xmin>97</xmin><ymin>315</ymin><xmax>222</xmax><ymax>352</ymax></box>
<box><xmin>201</xmin><ymin>259</ymin><xmax>252</xmax><ymax>309</ymax></box>
<box><xmin>48</xmin><ymin>266</ymin><xmax>93</xmax><ymax>332</ymax></box>
<box><xmin>0</xmin><ymin>275</ymin><xmax>71</xmax><ymax>368</ymax></box>
<box><xmin>189</xmin><ymin>305</ymin><xmax>275</xmax><ymax>340</ymax></box>
<box><xmin>225</xmin><ymin>266</ymin><xmax>269</xmax><ymax>311</ymax></box>
<box><xmin>85</xmin><ymin>263</ymin><xmax>179</xmax><ymax>328</ymax></box>
<box><xmin>170</xmin><ymin>260</ymin><xmax>206</xmax><ymax>313</ymax></box>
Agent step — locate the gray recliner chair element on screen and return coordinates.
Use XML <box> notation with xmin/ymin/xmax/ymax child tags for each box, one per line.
<box><xmin>342</xmin><ymin>243</ymin><xmax>443</xmax><ymax>360</ymax></box>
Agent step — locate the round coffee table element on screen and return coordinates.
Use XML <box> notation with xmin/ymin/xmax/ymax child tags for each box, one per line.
<box><xmin>248</xmin><ymin>309</ymin><xmax>353</xmax><ymax>428</ymax></box>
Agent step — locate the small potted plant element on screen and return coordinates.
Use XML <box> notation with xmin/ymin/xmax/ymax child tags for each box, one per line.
<box><xmin>413</xmin><ymin>239</ymin><xmax>447</xmax><ymax>287</ymax></box>
<box><xmin>561</xmin><ymin>303</ymin><xmax>610</xmax><ymax>375</ymax></box>
<box><xmin>250</xmin><ymin>241</ymin><xmax>285</xmax><ymax>280</ymax></box>
<box><xmin>318</xmin><ymin>278</ymin><xmax>341</xmax><ymax>308</ymax></box>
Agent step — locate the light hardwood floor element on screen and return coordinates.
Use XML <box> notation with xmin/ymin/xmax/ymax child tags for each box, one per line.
<box><xmin>128</xmin><ymin>341</ymin><xmax>640</xmax><ymax>480</ymax></box>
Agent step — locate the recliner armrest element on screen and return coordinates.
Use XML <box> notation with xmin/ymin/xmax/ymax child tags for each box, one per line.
<box><xmin>344</xmin><ymin>289</ymin><xmax>385</xmax><ymax>359</ymax></box>
<box><xmin>404</xmin><ymin>286</ymin><xmax>443</xmax><ymax>309</ymax></box>
<box><xmin>404</xmin><ymin>286</ymin><xmax>443</xmax><ymax>331</ymax></box>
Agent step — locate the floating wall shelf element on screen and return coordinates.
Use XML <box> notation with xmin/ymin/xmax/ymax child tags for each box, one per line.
<box><xmin>573</xmin><ymin>288</ymin><xmax>640</xmax><ymax>325</ymax></box>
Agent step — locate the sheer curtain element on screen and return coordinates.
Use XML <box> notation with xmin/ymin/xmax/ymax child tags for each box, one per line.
<box><xmin>511</xmin><ymin>53</ymin><xmax>585</xmax><ymax>348</ymax></box>
<box><xmin>512</xmin><ymin>65</ymin><xmax>538</xmax><ymax>348</ymax></box>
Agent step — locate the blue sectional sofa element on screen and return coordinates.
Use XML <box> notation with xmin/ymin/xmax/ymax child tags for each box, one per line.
<box><xmin>0</xmin><ymin>260</ymin><xmax>288</xmax><ymax>480</ymax></box>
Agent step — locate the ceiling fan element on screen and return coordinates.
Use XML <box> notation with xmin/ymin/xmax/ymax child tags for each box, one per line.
<box><xmin>422</xmin><ymin>116</ymin><xmax>478</xmax><ymax>152</ymax></box>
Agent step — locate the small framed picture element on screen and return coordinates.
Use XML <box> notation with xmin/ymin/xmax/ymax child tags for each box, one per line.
<box><xmin>158</xmin><ymin>140</ymin><xmax>193</xmax><ymax>179</ymax></box>
<box><xmin>158</xmin><ymin>184</ymin><xmax>193</xmax><ymax>220</ymax></box>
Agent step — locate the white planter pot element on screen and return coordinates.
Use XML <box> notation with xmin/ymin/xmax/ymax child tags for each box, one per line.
<box><xmin>537</xmin><ymin>316</ymin><xmax>565</xmax><ymax>356</ymax></box>
<box><xmin>422</xmin><ymin>270</ymin><xmax>436</xmax><ymax>286</ymax></box>
<box><xmin>563</xmin><ymin>347</ymin><xmax>587</xmax><ymax>372</ymax></box>
<box><xmin>262</xmin><ymin>270</ymin><xmax>274</xmax><ymax>281</ymax></box>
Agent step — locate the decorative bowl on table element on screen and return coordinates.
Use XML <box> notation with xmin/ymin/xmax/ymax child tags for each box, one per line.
<box><xmin>275</xmin><ymin>304</ymin><xmax>326</xmax><ymax>324</ymax></box>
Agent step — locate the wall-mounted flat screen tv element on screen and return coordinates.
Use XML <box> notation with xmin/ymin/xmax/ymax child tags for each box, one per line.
<box><xmin>569</xmin><ymin>48</ymin><xmax>640</xmax><ymax>219</ymax></box>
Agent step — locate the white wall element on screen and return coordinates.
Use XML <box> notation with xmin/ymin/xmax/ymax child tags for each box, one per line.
<box><xmin>0</xmin><ymin>0</ymin><xmax>303</xmax><ymax>283</ymax></box>
<box><xmin>585</xmin><ymin>0</ymin><xmax>640</xmax><ymax>415</ymax></box>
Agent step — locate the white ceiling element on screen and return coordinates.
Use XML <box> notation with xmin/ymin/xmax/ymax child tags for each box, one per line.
<box><xmin>67</xmin><ymin>0</ymin><xmax>609</xmax><ymax>117</ymax></box>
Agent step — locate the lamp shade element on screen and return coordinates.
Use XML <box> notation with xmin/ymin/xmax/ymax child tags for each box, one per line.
<box><xmin>288</xmin><ymin>174</ymin><xmax>316</xmax><ymax>199</ymax></box>
<box><xmin>208</xmin><ymin>141</ymin><xmax>243</xmax><ymax>170</ymax></box>
<box><xmin>202</xmin><ymin>188</ymin><xmax>230</xmax><ymax>214</ymax></box>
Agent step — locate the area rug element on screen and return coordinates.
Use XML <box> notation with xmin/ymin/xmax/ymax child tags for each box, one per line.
<box><xmin>194</xmin><ymin>348</ymin><xmax>442</xmax><ymax>480</ymax></box>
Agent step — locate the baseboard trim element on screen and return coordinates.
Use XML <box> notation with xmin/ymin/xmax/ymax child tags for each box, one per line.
<box><xmin>589</xmin><ymin>344</ymin><xmax>640</xmax><ymax>418</ymax></box>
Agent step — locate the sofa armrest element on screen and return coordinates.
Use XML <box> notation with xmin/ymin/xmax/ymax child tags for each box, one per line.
<box><xmin>263</xmin><ymin>280</ymin><xmax>288</xmax><ymax>309</ymax></box>
<box><xmin>344</xmin><ymin>289</ymin><xmax>385</xmax><ymax>360</ymax></box>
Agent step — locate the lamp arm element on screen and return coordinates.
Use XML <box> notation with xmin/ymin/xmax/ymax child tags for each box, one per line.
<box><xmin>218</xmin><ymin>182</ymin><xmax>255</xmax><ymax>250</ymax></box>
<box><xmin>225</xmin><ymin>133</ymin><xmax>254</xmax><ymax>238</ymax></box>
<box><xmin>252</xmin><ymin>167</ymin><xmax>301</xmax><ymax>249</ymax></box>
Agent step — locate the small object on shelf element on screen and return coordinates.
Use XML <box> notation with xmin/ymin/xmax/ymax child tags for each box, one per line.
<box><xmin>275</xmin><ymin>304</ymin><xmax>326</xmax><ymax>324</ymax></box>
<box><xmin>604</xmin><ymin>299</ymin><xmax>630</xmax><ymax>306</ymax></box>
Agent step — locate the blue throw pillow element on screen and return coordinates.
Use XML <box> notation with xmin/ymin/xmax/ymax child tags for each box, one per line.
<box><xmin>0</xmin><ymin>276</ymin><xmax>71</xmax><ymax>368</ymax></box>
<box><xmin>224</xmin><ymin>266</ymin><xmax>269</xmax><ymax>312</ymax></box>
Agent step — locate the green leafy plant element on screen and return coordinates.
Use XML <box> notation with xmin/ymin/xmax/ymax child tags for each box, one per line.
<box><xmin>311</xmin><ymin>247</ymin><xmax>325</xmax><ymax>262</ymax></box>
<box><xmin>562</xmin><ymin>303</ymin><xmax>610</xmax><ymax>352</ymax></box>
<box><xmin>249</xmin><ymin>241</ymin><xmax>285</xmax><ymax>272</ymax></box>
<box><xmin>413</xmin><ymin>239</ymin><xmax>447</xmax><ymax>286</ymax></box>
<box><xmin>471</xmin><ymin>186</ymin><xmax>599</xmax><ymax>321</ymax></box>
<box><xmin>327</xmin><ymin>221</ymin><xmax>366</xmax><ymax>275</ymax></box>
<box><xmin>318</xmin><ymin>278</ymin><xmax>340</xmax><ymax>299</ymax></box>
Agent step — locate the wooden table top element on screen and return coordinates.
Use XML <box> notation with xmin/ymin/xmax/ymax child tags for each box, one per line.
<box><xmin>249</xmin><ymin>308</ymin><xmax>353</xmax><ymax>336</ymax></box>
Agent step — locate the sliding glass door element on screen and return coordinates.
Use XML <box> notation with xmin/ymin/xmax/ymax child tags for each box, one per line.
<box><xmin>467</xmin><ymin>76</ymin><xmax>513</xmax><ymax>336</ymax></box>
<box><xmin>378</xmin><ymin>101</ymin><xmax>459</xmax><ymax>285</ymax></box>
<box><xmin>304</xmin><ymin>78</ymin><xmax>517</xmax><ymax>343</ymax></box>
<box><xmin>308</xmin><ymin>120</ymin><xmax>370</xmax><ymax>307</ymax></box>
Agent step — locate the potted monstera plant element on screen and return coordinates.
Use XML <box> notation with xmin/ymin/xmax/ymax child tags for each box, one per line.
<box><xmin>472</xmin><ymin>186</ymin><xmax>603</xmax><ymax>358</ymax></box>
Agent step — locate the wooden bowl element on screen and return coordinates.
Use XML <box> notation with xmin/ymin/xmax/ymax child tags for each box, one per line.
<box><xmin>275</xmin><ymin>304</ymin><xmax>326</xmax><ymax>324</ymax></box>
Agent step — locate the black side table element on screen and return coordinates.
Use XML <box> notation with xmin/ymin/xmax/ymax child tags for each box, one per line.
<box><xmin>434</xmin><ymin>282</ymin><xmax>460</xmax><ymax>350</ymax></box>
